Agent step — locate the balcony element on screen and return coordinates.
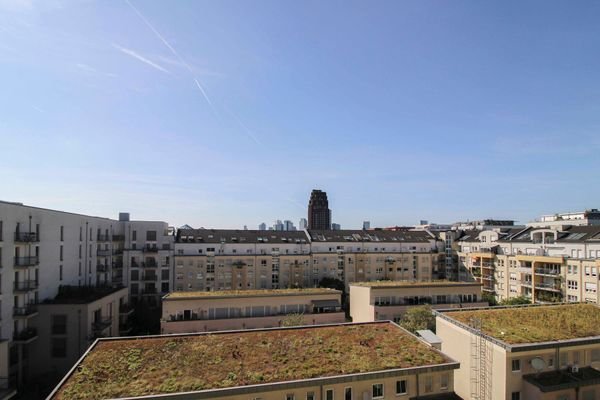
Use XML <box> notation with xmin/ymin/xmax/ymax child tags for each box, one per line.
<box><xmin>96</xmin><ymin>264</ymin><xmax>108</xmax><ymax>273</ymax></box>
<box><xmin>97</xmin><ymin>234</ymin><xmax>110</xmax><ymax>242</ymax></box>
<box><xmin>141</xmin><ymin>288</ymin><xmax>157</xmax><ymax>295</ymax></box>
<box><xmin>14</xmin><ymin>256</ymin><xmax>39</xmax><ymax>268</ymax></box>
<box><xmin>119</xmin><ymin>322</ymin><xmax>133</xmax><ymax>335</ymax></box>
<box><xmin>534</xmin><ymin>282</ymin><xmax>562</xmax><ymax>292</ymax></box>
<box><xmin>119</xmin><ymin>304</ymin><xmax>134</xmax><ymax>316</ymax></box>
<box><xmin>111</xmin><ymin>275</ymin><xmax>123</xmax><ymax>285</ymax></box>
<box><xmin>13</xmin><ymin>327</ymin><xmax>38</xmax><ymax>344</ymax></box>
<box><xmin>141</xmin><ymin>274</ymin><xmax>157</xmax><ymax>281</ymax></box>
<box><xmin>142</xmin><ymin>260</ymin><xmax>157</xmax><ymax>268</ymax></box>
<box><xmin>535</xmin><ymin>269</ymin><xmax>561</xmax><ymax>276</ymax></box>
<box><xmin>13</xmin><ymin>305</ymin><xmax>38</xmax><ymax>318</ymax></box>
<box><xmin>97</xmin><ymin>249</ymin><xmax>112</xmax><ymax>257</ymax></box>
<box><xmin>113</xmin><ymin>261</ymin><xmax>123</xmax><ymax>269</ymax></box>
<box><xmin>113</xmin><ymin>249</ymin><xmax>123</xmax><ymax>255</ymax></box>
<box><xmin>13</xmin><ymin>281</ymin><xmax>38</xmax><ymax>293</ymax></box>
<box><xmin>92</xmin><ymin>317</ymin><xmax>112</xmax><ymax>332</ymax></box>
<box><xmin>112</xmin><ymin>234</ymin><xmax>125</xmax><ymax>242</ymax></box>
<box><xmin>142</xmin><ymin>245</ymin><xmax>159</xmax><ymax>253</ymax></box>
<box><xmin>14</xmin><ymin>232</ymin><xmax>38</xmax><ymax>243</ymax></box>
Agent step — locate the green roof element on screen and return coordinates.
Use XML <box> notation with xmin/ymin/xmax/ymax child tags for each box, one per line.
<box><xmin>351</xmin><ymin>280</ymin><xmax>482</xmax><ymax>288</ymax></box>
<box><xmin>447</xmin><ymin>304</ymin><xmax>600</xmax><ymax>344</ymax></box>
<box><xmin>163</xmin><ymin>288</ymin><xmax>340</xmax><ymax>300</ymax></box>
<box><xmin>52</xmin><ymin>322</ymin><xmax>452</xmax><ymax>400</ymax></box>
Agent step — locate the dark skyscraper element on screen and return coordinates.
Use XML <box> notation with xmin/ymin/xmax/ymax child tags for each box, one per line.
<box><xmin>308</xmin><ymin>189</ymin><xmax>331</xmax><ymax>230</ymax></box>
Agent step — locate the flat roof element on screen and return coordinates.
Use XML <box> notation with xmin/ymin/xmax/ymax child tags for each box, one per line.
<box><xmin>41</xmin><ymin>286</ymin><xmax>127</xmax><ymax>305</ymax></box>
<box><xmin>50</xmin><ymin>322</ymin><xmax>456</xmax><ymax>400</ymax></box>
<box><xmin>163</xmin><ymin>288</ymin><xmax>341</xmax><ymax>300</ymax></box>
<box><xmin>440</xmin><ymin>304</ymin><xmax>600</xmax><ymax>345</ymax></box>
<box><xmin>350</xmin><ymin>280</ymin><xmax>483</xmax><ymax>289</ymax></box>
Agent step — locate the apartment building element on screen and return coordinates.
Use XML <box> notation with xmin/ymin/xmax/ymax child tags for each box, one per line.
<box><xmin>457</xmin><ymin>225</ymin><xmax>600</xmax><ymax>304</ymax></box>
<box><xmin>436</xmin><ymin>303</ymin><xmax>600</xmax><ymax>400</ymax></box>
<box><xmin>31</xmin><ymin>286</ymin><xmax>129</xmax><ymax>390</ymax></box>
<box><xmin>161</xmin><ymin>288</ymin><xmax>344</xmax><ymax>333</ymax></box>
<box><xmin>49</xmin><ymin>321</ymin><xmax>462</xmax><ymax>400</ymax></box>
<box><xmin>173</xmin><ymin>229</ymin><xmax>438</xmax><ymax>293</ymax></box>
<box><xmin>0</xmin><ymin>201</ymin><xmax>173</xmax><ymax>393</ymax></box>
<box><xmin>349</xmin><ymin>281</ymin><xmax>486</xmax><ymax>323</ymax></box>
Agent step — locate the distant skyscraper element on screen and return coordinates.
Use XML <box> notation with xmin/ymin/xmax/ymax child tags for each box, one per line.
<box><xmin>274</xmin><ymin>220</ymin><xmax>284</xmax><ymax>231</ymax></box>
<box><xmin>308</xmin><ymin>189</ymin><xmax>331</xmax><ymax>230</ymax></box>
<box><xmin>299</xmin><ymin>218</ymin><xmax>308</xmax><ymax>230</ymax></box>
<box><xmin>363</xmin><ymin>221</ymin><xmax>370</xmax><ymax>230</ymax></box>
<box><xmin>243</xmin><ymin>225</ymin><xmax>248</xmax><ymax>230</ymax></box>
<box><xmin>258</xmin><ymin>222</ymin><xmax>267</xmax><ymax>231</ymax></box>
<box><xmin>284</xmin><ymin>220</ymin><xmax>296</xmax><ymax>231</ymax></box>
<box><xmin>331</xmin><ymin>223</ymin><xmax>341</xmax><ymax>230</ymax></box>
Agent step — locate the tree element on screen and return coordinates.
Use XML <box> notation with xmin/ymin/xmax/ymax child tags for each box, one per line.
<box><xmin>318</xmin><ymin>277</ymin><xmax>345</xmax><ymax>292</ymax></box>
<box><xmin>482</xmin><ymin>292</ymin><xmax>498</xmax><ymax>306</ymax></box>
<box><xmin>281</xmin><ymin>313</ymin><xmax>306</xmax><ymax>327</ymax></box>
<box><xmin>399</xmin><ymin>305</ymin><xmax>435</xmax><ymax>334</ymax></box>
<box><xmin>499</xmin><ymin>296</ymin><xmax>531</xmax><ymax>306</ymax></box>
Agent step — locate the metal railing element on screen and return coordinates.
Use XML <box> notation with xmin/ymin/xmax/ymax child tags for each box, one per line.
<box><xmin>14</xmin><ymin>281</ymin><xmax>38</xmax><ymax>292</ymax></box>
<box><xmin>14</xmin><ymin>256</ymin><xmax>39</xmax><ymax>267</ymax></box>
<box><xmin>97</xmin><ymin>249</ymin><xmax>112</xmax><ymax>256</ymax></box>
<box><xmin>14</xmin><ymin>232</ymin><xmax>38</xmax><ymax>242</ymax></box>
<box><xmin>13</xmin><ymin>305</ymin><xmax>38</xmax><ymax>317</ymax></box>
<box><xmin>13</xmin><ymin>327</ymin><xmax>37</xmax><ymax>342</ymax></box>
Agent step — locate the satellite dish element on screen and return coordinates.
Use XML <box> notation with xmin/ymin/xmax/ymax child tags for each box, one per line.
<box><xmin>531</xmin><ymin>357</ymin><xmax>546</xmax><ymax>372</ymax></box>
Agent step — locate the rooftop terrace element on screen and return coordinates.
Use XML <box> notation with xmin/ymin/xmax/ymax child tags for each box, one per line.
<box><xmin>163</xmin><ymin>288</ymin><xmax>341</xmax><ymax>300</ymax></box>
<box><xmin>443</xmin><ymin>304</ymin><xmax>600</xmax><ymax>345</ymax></box>
<box><xmin>351</xmin><ymin>280</ymin><xmax>482</xmax><ymax>288</ymax></box>
<box><xmin>51</xmin><ymin>322</ymin><xmax>453</xmax><ymax>400</ymax></box>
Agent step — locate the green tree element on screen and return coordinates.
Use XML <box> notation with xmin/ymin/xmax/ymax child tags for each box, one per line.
<box><xmin>499</xmin><ymin>296</ymin><xmax>531</xmax><ymax>305</ymax></box>
<box><xmin>399</xmin><ymin>305</ymin><xmax>435</xmax><ymax>334</ymax></box>
<box><xmin>318</xmin><ymin>277</ymin><xmax>345</xmax><ymax>292</ymax></box>
<box><xmin>482</xmin><ymin>292</ymin><xmax>498</xmax><ymax>306</ymax></box>
<box><xmin>281</xmin><ymin>313</ymin><xmax>306</xmax><ymax>327</ymax></box>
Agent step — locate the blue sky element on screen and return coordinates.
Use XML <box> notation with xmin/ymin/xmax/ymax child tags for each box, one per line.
<box><xmin>1</xmin><ymin>0</ymin><xmax>599</xmax><ymax>228</ymax></box>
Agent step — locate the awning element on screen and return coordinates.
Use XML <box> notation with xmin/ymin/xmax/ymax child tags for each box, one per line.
<box><xmin>311</xmin><ymin>299</ymin><xmax>341</xmax><ymax>308</ymax></box>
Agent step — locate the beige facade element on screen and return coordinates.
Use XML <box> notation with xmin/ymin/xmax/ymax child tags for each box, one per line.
<box><xmin>161</xmin><ymin>288</ymin><xmax>345</xmax><ymax>333</ymax></box>
<box><xmin>49</xmin><ymin>321</ymin><xmax>461</xmax><ymax>400</ymax></box>
<box><xmin>31</xmin><ymin>287</ymin><xmax>129</xmax><ymax>385</ymax></box>
<box><xmin>174</xmin><ymin>229</ymin><xmax>437</xmax><ymax>293</ymax></box>
<box><xmin>350</xmin><ymin>281</ymin><xmax>486</xmax><ymax>323</ymax></box>
<box><xmin>436</xmin><ymin>304</ymin><xmax>600</xmax><ymax>400</ymax></box>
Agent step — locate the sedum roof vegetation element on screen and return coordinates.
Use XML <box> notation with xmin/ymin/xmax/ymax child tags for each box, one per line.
<box><xmin>352</xmin><ymin>280</ymin><xmax>482</xmax><ymax>288</ymax></box>
<box><xmin>54</xmin><ymin>323</ymin><xmax>448</xmax><ymax>400</ymax></box>
<box><xmin>164</xmin><ymin>288</ymin><xmax>340</xmax><ymax>299</ymax></box>
<box><xmin>449</xmin><ymin>304</ymin><xmax>600</xmax><ymax>344</ymax></box>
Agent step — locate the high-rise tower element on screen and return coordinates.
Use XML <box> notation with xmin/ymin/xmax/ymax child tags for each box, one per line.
<box><xmin>308</xmin><ymin>189</ymin><xmax>331</xmax><ymax>230</ymax></box>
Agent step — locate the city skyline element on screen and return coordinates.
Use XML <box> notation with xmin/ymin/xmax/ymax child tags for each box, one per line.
<box><xmin>2</xmin><ymin>1</ymin><xmax>600</xmax><ymax>228</ymax></box>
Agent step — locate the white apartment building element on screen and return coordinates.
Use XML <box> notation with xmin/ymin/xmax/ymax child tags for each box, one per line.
<box><xmin>0</xmin><ymin>200</ymin><xmax>173</xmax><ymax>395</ymax></box>
<box><xmin>173</xmin><ymin>229</ymin><xmax>439</xmax><ymax>294</ymax></box>
<box><xmin>457</xmin><ymin>224</ymin><xmax>600</xmax><ymax>304</ymax></box>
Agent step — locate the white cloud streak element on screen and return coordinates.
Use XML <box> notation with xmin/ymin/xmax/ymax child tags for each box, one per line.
<box><xmin>124</xmin><ymin>0</ymin><xmax>216</xmax><ymax>112</ymax></box>
<box><xmin>112</xmin><ymin>43</ymin><xmax>170</xmax><ymax>74</ymax></box>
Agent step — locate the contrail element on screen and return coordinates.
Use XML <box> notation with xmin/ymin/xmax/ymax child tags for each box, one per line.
<box><xmin>124</xmin><ymin>0</ymin><xmax>216</xmax><ymax>112</ymax></box>
<box><xmin>222</xmin><ymin>104</ymin><xmax>263</xmax><ymax>146</ymax></box>
<box><xmin>113</xmin><ymin>44</ymin><xmax>170</xmax><ymax>74</ymax></box>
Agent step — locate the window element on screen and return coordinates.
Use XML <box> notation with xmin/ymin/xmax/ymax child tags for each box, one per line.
<box><xmin>372</xmin><ymin>383</ymin><xmax>384</xmax><ymax>399</ymax></box>
<box><xmin>326</xmin><ymin>389</ymin><xmax>334</xmax><ymax>400</ymax></box>
<box><xmin>568</xmin><ymin>280</ymin><xmax>578</xmax><ymax>290</ymax></box>
<box><xmin>59</xmin><ymin>265</ymin><xmax>63</xmax><ymax>281</ymax></box>
<box><xmin>396</xmin><ymin>380</ymin><xmax>407</xmax><ymax>395</ymax></box>
<box><xmin>132</xmin><ymin>230</ymin><xmax>137</xmax><ymax>241</ymax></box>
<box><xmin>424</xmin><ymin>376</ymin><xmax>433</xmax><ymax>393</ymax></box>
<box><xmin>560</xmin><ymin>352</ymin><xmax>568</xmax><ymax>367</ymax></box>
<box><xmin>586</xmin><ymin>282</ymin><xmax>597</xmax><ymax>293</ymax></box>
<box><xmin>51</xmin><ymin>338</ymin><xmax>67</xmax><ymax>358</ymax></box>
<box><xmin>592</xmin><ymin>349</ymin><xmax>600</xmax><ymax>362</ymax></box>
<box><xmin>441</xmin><ymin>373</ymin><xmax>449</xmax><ymax>390</ymax></box>
<box><xmin>60</xmin><ymin>226</ymin><xmax>64</xmax><ymax>241</ymax></box>
<box><xmin>51</xmin><ymin>315</ymin><xmax>67</xmax><ymax>334</ymax></box>
<box><xmin>344</xmin><ymin>387</ymin><xmax>352</xmax><ymax>400</ymax></box>
<box><xmin>146</xmin><ymin>231</ymin><xmax>157</xmax><ymax>241</ymax></box>
<box><xmin>306</xmin><ymin>393</ymin><xmax>315</xmax><ymax>400</ymax></box>
<box><xmin>511</xmin><ymin>392</ymin><xmax>520</xmax><ymax>400</ymax></box>
<box><xmin>60</xmin><ymin>245</ymin><xmax>63</xmax><ymax>261</ymax></box>
<box><xmin>285</xmin><ymin>394</ymin><xmax>295</xmax><ymax>400</ymax></box>
<box><xmin>512</xmin><ymin>359</ymin><xmax>521</xmax><ymax>372</ymax></box>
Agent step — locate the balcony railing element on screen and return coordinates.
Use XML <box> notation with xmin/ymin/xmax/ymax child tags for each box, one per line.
<box><xmin>13</xmin><ymin>305</ymin><xmax>38</xmax><ymax>317</ymax></box>
<box><xmin>534</xmin><ymin>282</ymin><xmax>562</xmax><ymax>292</ymax></box>
<box><xmin>113</xmin><ymin>261</ymin><xmax>123</xmax><ymax>269</ymax></box>
<box><xmin>141</xmin><ymin>274</ymin><xmax>157</xmax><ymax>281</ymax></box>
<box><xmin>535</xmin><ymin>269</ymin><xmax>561</xmax><ymax>276</ymax></box>
<box><xmin>97</xmin><ymin>234</ymin><xmax>110</xmax><ymax>242</ymax></box>
<box><xmin>92</xmin><ymin>317</ymin><xmax>112</xmax><ymax>331</ymax></box>
<box><xmin>96</xmin><ymin>264</ymin><xmax>108</xmax><ymax>273</ymax></box>
<box><xmin>119</xmin><ymin>304</ymin><xmax>134</xmax><ymax>315</ymax></box>
<box><xmin>113</xmin><ymin>249</ymin><xmax>123</xmax><ymax>255</ymax></box>
<box><xmin>119</xmin><ymin>322</ymin><xmax>133</xmax><ymax>334</ymax></box>
<box><xmin>14</xmin><ymin>232</ymin><xmax>38</xmax><ymax>243</ymax></box>
<box><xmin>112</xmin><ymin>234</ymin><xmax>125</xmax><ymax>242</ymax></box>
<box><xmin>14</xmin><ymin>281</ymin><xmax>38</xmax><ymax>292</ymax></box>
<box><xmin>14</xmin><ymin>256</ymin><xmax>39</xmax><ymax>267</ymax></box>
<box><xmin>143</xmin><ymin>245</ymin><xmax>159</xmax><ymax>253</ymax></box>
<box><xmin>97</xmin><ymin>249</ymin><xmax>112</xmax><ymax>256</ymax></box>
<box><xmin>142</xmin><ymin>260</ymin><xmax>157</xmax><ymax>268</ymax></box>
<box><xmin>13</xmin><ymin>327</ymin><xmax>38</xmax><ymax>342</ymax></box>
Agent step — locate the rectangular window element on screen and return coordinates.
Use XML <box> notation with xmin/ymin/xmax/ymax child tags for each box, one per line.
<box><xmin>372</xmin><ymin>384</ymin><xmax>384</xmax><ymax>399</ymax></box>
<box><xmin>146</xmin><ymin>231</ymin><xmax>157</xmax><ymax>241</ymax></box>
<box><xmin>51</xmin><ymin>338</ymin><xmax>67</xmax><ymax>358</ymax></box>
<box><xmin>286</xmin><ymin>395</ymin><xmax>295</xmax><ymax>400</ymax></box>
<box><xmin>344</xmin><ymin>387</ymin><xmax>352</xmax><ymax>400</ymax></box>
<box><xmin>60</xmin><ymin>226</ymin><xmax>64</xmax><ymax>241</ymax></box>
<box><xmin>326</xmin><ymin>389</ymin><xmax>334</xmax><ymax>400</ymax></box>
<box><xmin>592</xmin><ymin>349</ymin><xmax>600</xmax><ymax>362</ymax></box>
<box><xmin>51</xmin><ymin>315</ymin><xmax>67</xmax><ymax>335</ymax></box>
<box><xmin>424</xmin><ymin>376</ymin><xmax>433</xmax><ymax>393</ymax></box>
<box><xmin>132</xmin><ymin>230</ymin><xmax>137</xmax><ymax>241</ymax></box>
<box><xmin>512</xmin><ymin>359</ymin><xmax>521</xmax><ymax>372</ymax></box>
<box><xmin>59</xmin><ymin>265</ymin><xmax>63</xmax><ymax>281</ymax></box>
<box><xmin>306</xmin><ymin>393</ymin><xmax>315</xmax><ymax>400</ymax></box>
<box><xmin>441</xmin><ymin>373</ymin><xmax>449</xmax><ymax>390</ymax></box>
<box><xmin>60</xmin><ymin>245</ymin><xmax>63</xmax><ymax>261</ymax></box>
<box><xmin>396</xmin><ymin>380</ymin><xmax>407</xmax><ymax>395</ymax></box>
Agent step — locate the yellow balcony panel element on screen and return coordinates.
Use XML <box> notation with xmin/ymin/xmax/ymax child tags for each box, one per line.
<box><xmin>516</xmin><ymin>255</ymin><xmax>564</xmax><ymax>264</ymax></box>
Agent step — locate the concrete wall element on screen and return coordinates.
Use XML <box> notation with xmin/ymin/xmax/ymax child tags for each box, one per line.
<box><xmin>349</xmin><ymin>285</ymin><xmax>374</xmax><ymax>322</ymax></box>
